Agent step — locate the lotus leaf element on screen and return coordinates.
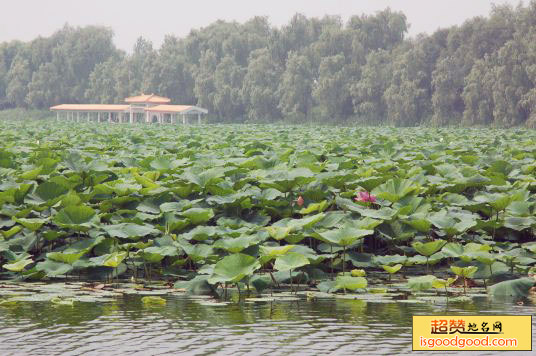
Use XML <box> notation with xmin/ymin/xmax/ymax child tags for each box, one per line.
<box><xmin>273</xmin><ymin>252</ymin><xmax>310</xmax><ymax>272</ymax></box>
<box><xmin>208</xmin><ymin>253</ymin><xmax>261</xmax><ymax>284</ymax></box>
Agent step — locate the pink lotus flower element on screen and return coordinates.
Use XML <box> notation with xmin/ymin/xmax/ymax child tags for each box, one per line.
<box><xmin>296</xmin><ymin>195</ymin><xmax>304</xmax><ymax>207</ymax></box>
<box><xmin>355</xmin><ymin>191</ymin><xmax>376</xmax><ymax>203</ymax></box>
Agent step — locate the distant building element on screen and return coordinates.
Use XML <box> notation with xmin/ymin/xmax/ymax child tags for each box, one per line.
<box><xmin>50</xmin><ymin>94</ymin><xmax>208</xmax><ymax>124</ymax></box>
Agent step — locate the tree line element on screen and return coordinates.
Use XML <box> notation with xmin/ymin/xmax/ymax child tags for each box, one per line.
<box><xmin>1</xmin><ymin>2</ymin><xmax>535</xmax><ymax>127</ymax></box>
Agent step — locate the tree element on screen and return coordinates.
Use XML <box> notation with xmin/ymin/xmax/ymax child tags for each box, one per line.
<box><xmin>350</xmin><ymin>49</ymin><xmax>392</xmax><ymax>124</ymax></box>
<box><xmin>241</xmin><ymin>48</ymin><xmax>282</xmax><ymax>122</ymax></box>
<box><xmin>213</xmin><ymin>56</ymin><xmax>246</xmax><ymax>121</ymax></box>
<box><xmin>431</xmin><ymin>56</ymin><xmax>465</xmax><ymax>126</ymax></box>
<box><xmin>462</xmin><ymin>58</ymin><xmax>495</xmax><ymax>126</ymax></box>
<box><xmin>278</xmin><ymin>53</ymin><xmax>313</xmax><ymax>122</ymax></box>
<box><xmin>312</xmin><ymin>54</ymin><xmax>352</xmax><ymax>121</ymax></box>
<box><xmin>152</xmin><ymin>35</ymin><xmax>196</xmax><ymax>104</ymax></box>
<box><xmin>26</xmin><ymin>62</ymin><xmax>63</xmax><ymax>108</ymax></box>
<box><xmin>6</xmin><ymin>55</ymin><xmax>31</xmax><ymax>107</ymax></box>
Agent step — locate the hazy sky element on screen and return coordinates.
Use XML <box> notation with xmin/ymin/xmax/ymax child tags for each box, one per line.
<box><xmin>0</xmin><ymin>0</ymin><xmax>524</xmax><ymax>52</ymax></box>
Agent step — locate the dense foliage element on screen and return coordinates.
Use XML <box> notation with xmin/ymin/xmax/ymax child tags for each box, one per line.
<box><xmin>1</xmin><ymin>2</ymin><xmax>536</xmax><ymax>126</ymax></box>
<box><xmin>0</xmin><ymin>122</ymin><xmax>535</xmax><ymax>296</ymax></box>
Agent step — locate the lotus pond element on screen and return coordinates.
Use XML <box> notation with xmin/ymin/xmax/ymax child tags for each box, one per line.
<box><xmin>1</xmin><ymin>122</ymin><xmax>536</xmax><ymax>317</ymax></box>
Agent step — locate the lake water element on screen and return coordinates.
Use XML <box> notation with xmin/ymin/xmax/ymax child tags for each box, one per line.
<box><xmin>0</xmin><ymin>291</ymin><xmax>534</xmax><ymax>356</ymax></box>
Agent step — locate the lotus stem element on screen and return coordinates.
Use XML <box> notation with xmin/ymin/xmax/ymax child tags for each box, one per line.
<box><xmin>330</xmin><ymin>245</ymin><xmax>334</xmax><ymax>280</ymax></box>
<box><xmin>342</xmin><ymin>245</ymin><xmax>346</xmax><ymax>275</ymax></box>
<box><xmin>289</xmin><ymin>269</ymin><xmax>293</xmax><ymax>293</ymax></box>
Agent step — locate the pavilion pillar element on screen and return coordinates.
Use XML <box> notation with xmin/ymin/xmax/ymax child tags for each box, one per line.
<box><xmin>77</xmin><ymin>112</ymin><xmax>80</xmax><ymax>122</ymax></box>
<box><xmin>182</xmin><ymin>114</ymin><xmax>186</xmax><ymax>125</ymax></box>
<box><xmin>98</xmin><ymin>112</ymin><xmax>100</xmax><ymax>122</ymax></box>
<box><xmin>197</xmin><ymin>113</ymin><xmax>201</xmax><ymax>124</ymax></box>
<box><xmin>129</xmin><ymin>108</ymin><xmax>133</xmax><ymax>124</ymax></box>
<box><xmin>56</xmin><ymin>112</ymin><xmax>59</xmax><ymax>122</ymax></box>
<box><xmin>109</xmin><ymin>112</ymin><xmax>112</xmax><ymax>123</ymax></box>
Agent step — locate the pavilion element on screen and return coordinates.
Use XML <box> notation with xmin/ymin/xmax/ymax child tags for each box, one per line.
<box><xmin>49</xmin><ymin>94</ymin><xmax>208</xmax><ymax>124</ymax></box>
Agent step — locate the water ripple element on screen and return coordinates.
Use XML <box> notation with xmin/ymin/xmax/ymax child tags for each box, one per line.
<box><xmin>0</xmin><ymin>295</ymin><xmax>534</xmax><ymax>356</ymax></box>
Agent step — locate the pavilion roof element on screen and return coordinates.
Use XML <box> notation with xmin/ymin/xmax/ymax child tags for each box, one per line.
<box><xmin>50</xmin><ymin>104</ymin><xmax>130</xmax><ymax>112</ymax></box>
<box><xmin>145</xmin><ymin>105</ymin><xmax>208</xmax><ymax>114</ymax></box>
<box><xmin>124</xmin><ymin>94</ymin><xmax>171</xmax><ymax>104</ymax></box>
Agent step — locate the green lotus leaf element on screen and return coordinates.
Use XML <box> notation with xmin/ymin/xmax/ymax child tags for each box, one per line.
<box><xmin>102</xmin><ymin>223</ymin><xmax>159</xmax><ymax>239</ymax></box>
<box><xmin>140</xmin><ymin>245</ymin><xmax>179</xmax><ymax>262</ymax></box>
<box><xmin>351</xmin><ymin>269</ymin><xmax>366</xmax><ymax>277</ymax></box>
<box><xmin>150</xmin><ymin>157</ymin><xmax>173</xmax><ymax>171</ymax></box>
<box><xmin>318</xmin><ymin>225</ymin><xmax>373</xmax><ymax>247</ymax></box>
<box><xmin>273</xmin><ymin>252</ymin><xmax>310</xmax><ymax>272</ymax></box>
<box><xmin>259</xmin><ymin>244</ymin><xmax>296</xmax><ymax>257</ymax></box>
<box><xmin>47</xmin><ymin>251</ymin><xmax>87</xmax><ymax>265</ymax></box>
<box><xmin>261</xmin><ymin>168</ymin><xmax>315</xmax><ymax>192</ymax></box>
<box><xmin>174</xmin><ymin>275</ymin><xmax>215</xmax><ymax>295</ymax></box>
<box><xmin>504</xmin><ymin>216</ymin><xmax>536</xmax><ymax>231</ymax></box>
<box><xmin>299</xmin><ymin>201</ymin><xmax>329</xmax><ymax>214</ymax></box>
<box><xmin>266</xmin><ymin>226</ymin><xmax>291</xmax><ymax>240</ymax></box>
<box><xmin>488</xmin><ymin>278</ymin><xmax>535</xmax><ymax>298</ymax></box>
<box><xmin>373</xmin><ymin>254</ymin><xmax>407</xmax><ymax>266</ymax></box>
<box><xmin>471</xmin><ymin>251</ymin><xmax>496</xmax><ymax>265</ymax></box>
<box><xmin>428</xmin><ymin>211</ymin><xmax>476</xmax><ymax>236</ymax></box>
<box><xmin>13</xmin><ymin>217</ymin><xmax>46</xmax><ymax>232</ymax></box>
<box><xmin>181</xmin><ymin>208</ymin><xmax>214</xmax><ymax>224</ymax></box>
<box><xmin>408</xmin><ymin>275</ymin><xmax>437</xmax><ymax>292</ymax></box>
<box><xmin>474</xmin><ymin>192</ymin><xmax>512</xmax><ymax>211</ymax></box>
<box><xmin>1</xmin><ymin>225</ymin><xmax>22</xmax><ymax>239</ymax></box>
<box><xmin>35</xmin><ymin>259</ymin><xmax>73</xmax><ymax>277</ymax></box>
<box><xmin>20</xmin><ymin>166</ymin><xmax>43</xmax><ymax>180</ymax></box>
<box><xmin>133</xmin><ymin>172</ymin><xmax>159</xmax><ymax>189</ymax></box>
<box><xmin>3</xmin><ymin>258</ymin><xmax>33</xmax><ymax>272</ymax></box>
<box><xmin>208</xmin><ymin>253</ymin><xmax>261</xmax><ymax>284</ymax></box>
<box><xmin>181</xmin><ymin>167</ymin><xmax>227</xmax><ymax>189</ymax></box>
<box><xmin>177</xmin><ymin>241</ymin><xmax>214</xmax><ymax>262</ymax></box>
<box><xmin>181</xmin><ymin>225</ymin><xmax>218</xmax><ymax>241</ymax></box>
<box><xmin>403</xmin><ymin>216</ymin><xmax>431</xmax><ymax>233</ymax></box>
<box><xmin>382</xmin><ymin>264</ymin><xmax>402</xmax><ymax>274</ymax></box>
<box><xmin>159</xmin><ymin>201</ymin><xmax>193</xmax><ymax>213</ymax></box>
<box><xmin>371</xmin><ymin>178</ymin><xmax>420</xmax><ymax>203</ymax></box>
<box><xmin>111</xmin><ymin>183</ymin><xmax>142</xmax><ymax>196</ymax></box>
<box><xmin>450</xmin><ymin>265</ymin><xmax>478</xmax><ymax>278</ymax></box>
<box><xmin>34</xmin><ymin>181</ymin><xmax>69</xmax><ymax>202</ymax></box>
<box><xmin>317</xmin><ymin>280</ymin><xmax>337</xmax><ymax>293</ymax></box>
<box><xmin>333</xmin><ymin>276</ymin><xmax>368</xmax><ymax>292</ymax></box>
<box><xmin>432</xmin><ymin>277</ymin><xmax>457</xmax><ymax>289</ymax></box>
<box><xmin>506</xmin><ymin>201</ymin><xmax>533</xmax><ymax>217</ymax></box>
<box><xmin>412</xmin><ymin>240</ymin><xmax>447</xmax><ymax>257</ymax></box>
<box><xmin>53</xmin><ymin>205</ymin><xmax>98</xmax><ymax>230</ymax></box>
<box><xmin>102</xmin><ymin>251</ymin><xmax>128</xmax><ymax>268</ymax></box>
<box><xmin>213</xmin><ymin>234</ymin><xmax>259</xmax><ymax>253</ymax></box>
<box><xmin>441</xmin><ymin>242</ymin><xmax>464</xmax><ymax>257</ymax></box>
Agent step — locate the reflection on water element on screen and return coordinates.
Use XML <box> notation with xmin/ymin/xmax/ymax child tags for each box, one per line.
<box><xmin>0</xmin><ymin>295</ymin><xmax>534</xmax><ymax>355</ymax></box>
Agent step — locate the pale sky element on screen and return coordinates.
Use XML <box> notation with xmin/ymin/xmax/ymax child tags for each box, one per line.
<box><xmin>0</xmin><ymin>0</ymin><xmax>524</xmax><ymax>52</ymax></box>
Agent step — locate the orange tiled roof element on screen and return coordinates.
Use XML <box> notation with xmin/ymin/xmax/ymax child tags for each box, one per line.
<box><xmin>124</xmin><ymin>94</ymin><xmax>171</xmax><ymax>104</ymax></box>
<box><xmin>144</xmin><ymin>105</ymin><xmax>194</xmax><ymax>113</ymax></box>
<box><xmin>50</xmin><ymin>104</ymin><xmax>130</xmax><ymax>111</ymax></box>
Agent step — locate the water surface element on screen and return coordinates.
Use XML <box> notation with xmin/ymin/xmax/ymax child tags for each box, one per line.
<box><xmin>0</xmin><ymin>293</ymin><xmax>534</xmax><ymax>355</ymax></box>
